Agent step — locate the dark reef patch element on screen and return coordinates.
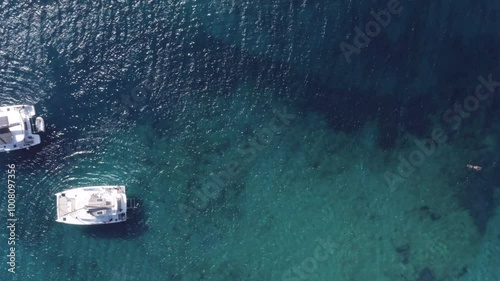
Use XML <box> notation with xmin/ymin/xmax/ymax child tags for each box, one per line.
<box><xmin>417</xmin><ymin>268</ymin><xmax>436</xmax><ymax>281</ymax></box>
<box><xmin>396</xmin><ymin>243</ymin><xmax>411</xmax><ymax>264</ymax></box>
<box><xmin>419</xmin><ymin>205</ymin><xmax>441</xmax><ymax>221</ymax></box>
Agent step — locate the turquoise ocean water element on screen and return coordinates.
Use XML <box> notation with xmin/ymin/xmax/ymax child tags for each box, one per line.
<box><xmin>1</xmin><ymin>1</ymin><xmax>499</xmax><ymax>281</ymax></box>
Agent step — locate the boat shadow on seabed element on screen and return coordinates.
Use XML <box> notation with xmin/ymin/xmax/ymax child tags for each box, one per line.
<box><xmin>81</xmin><ymin>198</ymin><xmax>149</xmax><ymax>240</ymax></box>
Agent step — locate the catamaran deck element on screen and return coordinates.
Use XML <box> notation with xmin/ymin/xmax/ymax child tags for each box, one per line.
<box><xmin>55</xmin><ymin>186</ymin><xmax>127</xmax><ymax>225</ymax></box>
<box><xmin>0</xmin><ymin>105</ymin><xmax>41</xmax><ymax>152</ymax></box>
<box><xmin>0</xmin><ymin>116</ymin><xmax>14</xmax><ymax>144</ymax></box>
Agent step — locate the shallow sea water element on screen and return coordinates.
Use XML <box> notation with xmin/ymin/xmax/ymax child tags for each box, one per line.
<box><xmin>0</xmin><ymin>1</ymin><xmax>499</xmax><ymax>281</ymax></box>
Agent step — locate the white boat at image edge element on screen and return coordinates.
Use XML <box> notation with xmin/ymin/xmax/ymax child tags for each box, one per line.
<box><xmin>0</xmin><ymin>104</ymin><xmax>45</xmax><ymax>152</ymax></box>
<box><xmin>55</xmin><ymin>186</ymin><xmax>128</xmax><ymax>225</ymax></box>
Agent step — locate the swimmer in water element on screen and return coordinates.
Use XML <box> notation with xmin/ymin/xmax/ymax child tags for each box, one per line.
<box><xmin>466</xmin><ymin>164</ymin><xmax>482</xmax><ymax>171</ymax></box>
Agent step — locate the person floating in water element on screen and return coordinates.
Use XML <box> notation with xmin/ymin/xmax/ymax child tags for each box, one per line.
<box><xmin>466</xmin><ymin>164</ymin><xmax>482</xmax><ymax>171</ymax></box>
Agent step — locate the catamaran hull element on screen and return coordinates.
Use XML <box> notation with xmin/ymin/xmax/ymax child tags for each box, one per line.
<box><xmin>55</xmin><ymin>186</ymin><xmax>128</xmax><ymax>225</ymax></box>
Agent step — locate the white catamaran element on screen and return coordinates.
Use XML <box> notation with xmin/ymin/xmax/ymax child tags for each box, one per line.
<box><xmin>0</xmin><ymin>104</ymin><xmax>45</xmax><ymax>152</ymax></box>
<box><xmin>55</xmin><ymin>186</ymin><xmax>128</xmax><ymax>225</ymax></box>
